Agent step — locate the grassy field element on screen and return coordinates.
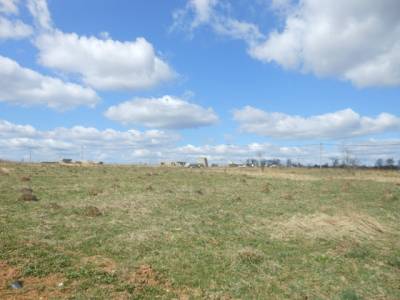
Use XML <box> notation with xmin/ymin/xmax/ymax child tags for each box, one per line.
<box><xmin>0</xmin><ymin>162</ymin><xmax>399</xmax><ymax>299</ymax></box>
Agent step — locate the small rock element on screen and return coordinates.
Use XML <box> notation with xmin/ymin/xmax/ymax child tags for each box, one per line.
<box><xmin>58</xmin><ymin>282</ymin><xmax>64</xmax><ymax>288</ymax></box>
<box><xmin>20</xmin><ymin>176</ymin><xmax>31</xmax><ymax>182</ymax></box>
<box><xmin>10</xmin><ymin>280</ymin><xmax>23</xmax><ymax>289</ymax></box>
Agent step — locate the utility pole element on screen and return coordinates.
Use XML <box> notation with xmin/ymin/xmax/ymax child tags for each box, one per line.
<box><xmin>29</xmin><ymin>148</ymin><xmax>32</xmax><ymax>163</ymax></box>
<box><xmin>319</xmin><ymin>143</ymin><xmax>322</xmax><ymax>169</ymax></box>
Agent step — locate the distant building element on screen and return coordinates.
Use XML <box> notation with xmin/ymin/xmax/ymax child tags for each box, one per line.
<box><xmin>61</xmin><ymin>158</ymin><xmax>72</xmax><ymax>164</ymax></box>
<box><xmin>198</xmin><ymin>157</ymin><xmax>209</xmax><ymax>167</ymax></box>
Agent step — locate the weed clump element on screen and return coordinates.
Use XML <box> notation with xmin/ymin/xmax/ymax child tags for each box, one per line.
<box><xmin>282</xmin><ymin>193</ymin><xmax>294</xmax><ymax>201</ymax></box>
<box><xmin>263</xmin><ymin>183</ymin><xmax>271</xmax><ymax>193</ymax></box>
<box><xmin>237</xmin><ymin>248</ymin><xmax>264</xmax><ymax>264</ymax></box>
<box><xmin>20</xmin><ymin>176</ymin><xmax>31</xmax><ymax>182</ymax></box>
<box><xmin>82</xmin><ymin>206</ymin><xmax>102</xmax><ymax>217</ymax></box>
<box><xmin>339</xmin><ymin>289</ymin><xmax>363</xmax><ymax>300</ymax></box>
<box><xmin>195</xmin><ymin>189</ymin><xmax>204</xmax><ymax>195</ymax></box>
<box><xmin>88</xmin><ymin>187</ymin><xmax>103</xmax><ymax>197</ymax></box>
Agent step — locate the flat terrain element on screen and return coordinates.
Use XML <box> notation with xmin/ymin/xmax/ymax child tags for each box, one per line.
<box><xmin>0</xmin><ymin>163</ymin><xmax>399</xmax><ymax>299</ymax></box>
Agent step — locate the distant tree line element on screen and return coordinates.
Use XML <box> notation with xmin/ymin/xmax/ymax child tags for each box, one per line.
<box><xmin>245</xmin><ymin>157</ymin><xmax>400</xmax><ymax>169</ymax></box>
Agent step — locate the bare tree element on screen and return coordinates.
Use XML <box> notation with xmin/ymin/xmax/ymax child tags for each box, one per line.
<box><xmin>375</xmin><ymin>158</ymin><xmax>384</xmax><ymax>168</ymax></box>
<box><xmin>330</xmin><ymin>157</ymin><xmax>340</xmax><ymax>168</ymax></box>
<box><xmin>386</xmin><ymin>158</ymin><xmax>395</xmax><ymax>168</ymax></box>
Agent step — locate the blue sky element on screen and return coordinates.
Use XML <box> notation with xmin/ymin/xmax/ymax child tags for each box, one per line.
<box><xmin>0</xmin><ymin>0</ymin><xmax>399</xmax><ymax>164</ymax></box>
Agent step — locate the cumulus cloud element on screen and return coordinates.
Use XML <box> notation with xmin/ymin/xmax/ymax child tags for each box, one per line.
<box><xmin>0</xmin><ymin>55</ymin><xmax>99</xmax><ymax>110</ymax></box>
<box><xmin>250</xmin><ymin>0</ymin><xmax>400</xmax><ymax>87</ymax></box>
<box><xmin>0</xmin><ymin>16</ymin><xmax>32</xmax><ymax>39</ymax></box>
<box><xmin>26</xmin><ymin>0</ymin><xmax>175</xmax><ymax>91</ymax></box>
<box><xmin>172</xmin><ymin>0</ymin><xmax>264</xmax><ymax>45</ymax></box>
<box><xmin>233</xmin><ymin>106</ymin><xmax>400</xmax><ymax>139</ymax></box>
<box><xmin>105</xmin><ymin>95</ymin><xmax>219</xmax><ymax>129</ymax></box>
<box><xmin>0</xmin><ymin>119</ymin><xmax>179</xmax><ymax>162</ymax></box>
<box><xmin>35</xmin><ymin>32</ymin><xmax>176</xmax><ymax>91</ymax></box>
<box><xmin>0</xmin><ymin>0</ymin><xmax>19</xmax><ymax>14</ymax></box>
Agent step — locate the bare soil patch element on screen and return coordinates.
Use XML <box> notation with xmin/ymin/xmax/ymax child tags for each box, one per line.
<box><xmin>0</xmin><ymin>261</ymin><xmax>67</xmax><ymax>299</ymax></box>
<box><xmin>82</xmin><ymin>256</ymin><xmax>117</xmax><ymax>274</ymax></box>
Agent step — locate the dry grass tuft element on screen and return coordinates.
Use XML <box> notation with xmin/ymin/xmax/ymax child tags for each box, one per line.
<box><xmin>82</xmin><ymin>256</ymin><xmax>117</xmax><ymax>274</ymax></box>
<box><xmin>20</xmin><ymin>176</ymin><xmax>31</xmax><ymax>182</ymax></box>
<box><xmin>282</xmin><ymin>193</ymin><xmax>294</xmax><ymax>201</ymax></box>
<box><xmin>382</xmin><ymin>189</ymin><xmax>399</xmax><ymax>202</ymax></box>
<box><xmin>88</xmin><ymin>187</ymin><xmax>103</xmax><ymax>197</ymax></box>
<box><xmin>145</xmin><ymin>185</ymin><xmax>154</xmax><ymax>192</ymax></box>
<box><xmin>263</xmin><ymin>183</ymin><xmax>271</xmax><ymax>193</ymax></box>
<box><xmin>237</xmin><ymin>248</ymin><xmax>264</xmax><ymax>264</ymax></box>
<box><xmin>341</xmin><ymin>181</ymin><xmax>353</xmax><ymax>193</ymax></box>
<box><xmin>82</xmin><ymin>206</ymin><xmax>102</xmax><ymax>217</ymax></box>
<box><xmin>271</xmin><ymin>213</ymin><xmax>386</xmax><ymax>241</ymax></box>
<box><xmin>0</xmin><ymin>167</ymin><xmax>11</xmax><ymax>175</ymax></box>
<box><xmin>47</xmin><ymin>203</ymin><xmax>62</xmax><ymax>210</ymax></box>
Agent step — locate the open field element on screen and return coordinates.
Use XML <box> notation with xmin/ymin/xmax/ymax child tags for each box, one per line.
<box><xmin>1</xmin><ymin>163</ymin><xmax>399</xmax><ymax>299</ymax></box>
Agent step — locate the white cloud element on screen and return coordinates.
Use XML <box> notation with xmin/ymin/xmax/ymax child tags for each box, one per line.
<box><xmin>172</xmin><ymin>0</ymin><xmax>264</xmax><ymax>45</ymax></box>
<box><xmin>1</xmin><ymin>119</ymin><xmax>398</xmax><ymax>165</ymax></box>
<box><xmin>35</xmin><ymin>32</ymin><xmax>176</xmax><ymax>91</ymax></box>
<box><xmin>0</xmin><ymin>16</ymin><xmax>33</xmax><ymax>39</ymax></box>
<box><xmin>250</xmin><ymin>0</ymin><xmax>400</xmax><ymax>87</ymax></box>
<box><xmin>105</xmin><ymin>95</ymin><xmax>219</xmax><ymax>129</ymax></box>
<box><xmin>27</xmin><ymin>0</ymin><xmax>176</xmax><ymax>91</ymax></box>
<box><xmin>0</xmin><ymin>0</ymin><xmax>19</xmax><ymax>14</ymax></box>
<box><xmin>233</xmin><ymin>106</ymin><xmax>400</xmax><ymax>139</ymax></box>
<box><xmin>0</xmin><ymin>55</ymin><xmax>99</xmax><ymax>110</ymax></box>
<box><xmin>0</xmin><ymin>119</ymin><xmax>179</xmax><ymax>162</ymax></box>
<box><xmin>190</xmin><ymin>0</ymin><xmax>217</xmax><ymax>26</ymax></box>
<box><xmin>27</xmin><ymin>0</ymin><xmax>52</xmax><ymax>30</ymax></box>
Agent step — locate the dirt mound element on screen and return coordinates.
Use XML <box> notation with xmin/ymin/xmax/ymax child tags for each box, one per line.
<box><xmin>19</xmin><ymin>188</ymin><xmax>38</xmax><ymax>202</ymax></box>
<box><xmin>20</xmin><ymin>176</ymin><xmax>31</xmax><ymax>182</ymax></box>
<box><xmin>82</xmin><ymin>206</ymin><xmax>102</xmax><ymax>217</ymax></box>
<box><xmin>271</xmin><ymin>213</ymin><xmax>386</xmax><ymax>241</ymax></box>
<box><xmin>0</xmin><ymin>261</ymin><xmax>67</xmax><ymax>299</ymax></box>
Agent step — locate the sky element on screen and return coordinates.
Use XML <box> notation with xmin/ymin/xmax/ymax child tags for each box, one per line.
<box><xmin>0</xmin><ymin>0</ymin><xmax>399</xmax><ymax>165</ymax></box>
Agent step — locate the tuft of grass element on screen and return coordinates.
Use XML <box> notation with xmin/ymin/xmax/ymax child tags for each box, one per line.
<box><xmin>339</xmin><ymin>289</ymin><xmax>363</xmax><ymax>300</ymax></box>
<box><xmin>237</xmin><ymin>248</ymin><xmax>264</xmax><ymax>265</ymax></box>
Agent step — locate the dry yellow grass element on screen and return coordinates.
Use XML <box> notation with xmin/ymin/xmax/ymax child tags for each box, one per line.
<box><xmin>270</xmin><ymin>212</ymin><xmax>387</xmax><ymax>241</ymax></box>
